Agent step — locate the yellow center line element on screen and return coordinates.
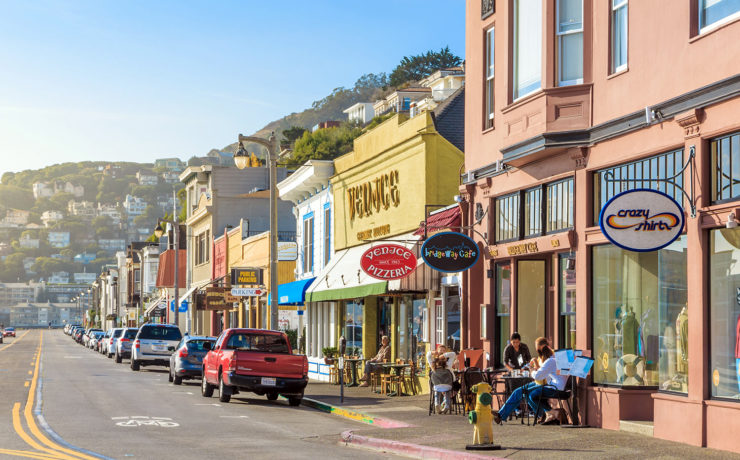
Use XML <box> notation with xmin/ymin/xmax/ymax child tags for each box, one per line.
<box><xmin>0</xmin><ymin>447</ymin><xmax>63</xmax><ymax>459</ymax></box>
<box><xmin>24</xmin><ymin>382</ymin><xmax>29</xmax><ymax>387</ymax></box>
<box><xmin>12</xmin><ymin>403</ymin><xmax>73</xmax><ymax>460</ymax></box>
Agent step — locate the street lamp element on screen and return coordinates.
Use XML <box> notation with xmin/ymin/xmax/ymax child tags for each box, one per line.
<box><xmin>154</xmin><ymin>189</ymin><xmax>180</xmax><ymax>328</ymax></box>
<box><xmin>236</xmin><ymin>133</ymin><xmax>279</xmax><ymax>331</ymax></box>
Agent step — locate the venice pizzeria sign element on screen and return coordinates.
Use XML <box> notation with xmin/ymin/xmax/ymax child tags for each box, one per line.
<box><xmin>360</xmin><ymin>244</ymin><xmax>417</xmax><ymax>280</ymax></box>
<box><xmin>599</xmin><ymin>189</ymin><xmax>684</xmax><ymax>252</ymax></box>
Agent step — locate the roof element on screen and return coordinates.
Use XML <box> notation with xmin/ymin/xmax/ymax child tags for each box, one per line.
<box><xmin>414</xmin><ymin>205</ymin><xmax>461</xmax><ymax>236</ymax></box>
<box><xmin>432</xmin><ymin>87</ymin><xmax>465</xmax><ymax>152</ymax></box>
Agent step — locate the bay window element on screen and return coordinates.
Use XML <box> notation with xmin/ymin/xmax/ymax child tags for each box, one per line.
<box><xmin>513</xmin><ymin>0</ymin><xmax>542</xmax><ymax>99</ymax></box>
<box><xmin>557</xmin><ymin>0</ymin><xmax>584</xmax><ymax>85</ymax></box>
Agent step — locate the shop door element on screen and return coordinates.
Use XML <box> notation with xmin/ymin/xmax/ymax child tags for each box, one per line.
<box><xmin>516</xmin><ymin>260</ymin><xmax>546</xmax><ymax>350</ymax></box>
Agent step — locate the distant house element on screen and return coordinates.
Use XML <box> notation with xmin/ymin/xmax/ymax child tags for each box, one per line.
<box><xmin>136</xmin><ymin>171</ymin><xmax>159</xmax><ymax>186</ymax></box>
<box><xmin>411</xmin><ymin>66</ymin><xmax>465</xmax><ymax>115</ymax></box>
<box><xmin>67</xmin><ymin>200</ymin><xmax>96</xmax><ymax>219</ymax></box>
<box><xmin>23</xmin><ymin>257</ymin><xmax>36</xmax><ymax>274</ymax></box>
<box><xmin>48</xmin><ymin>232</ymin><xmax>71</xmax><ymax>248</ymax></box>
<box><xmin>41</xmin><ymin>210</ymin><xmax>64</xmax><ymax>227</ymax></box>
<box><xmin>343</xmin><ymin>103</ymin><xmax>375</xmax><ymax>124</ymax></box>
<box><xmin>205</xmin><ymin>150</ymin><xmax>235</xmax><ymax>167</ymax></box>
<box><xmin>98</xmin><ymin>239</ymin><xmax>126</xmax><ymax>252</ymax></box>
<box><xmin>73</xmin><ymin>273</ymin><xmax>97</xmax><ymax>284</ymax></box>
<box><xmin>103</xmin><ymin>164</ymin><xmax>122</xmax><ymax>178</ymax></box>
<box><xmin>161</xmin><ymin>171</ymin><xmax>180</xmax><ymax>184</ymax></box>
<box><xmin>19</xmin><ymin>234</ymin><xmax>40</xmax><ymax>249</ymax></box>
<box><xmin>49</xmin><ymin>272</ymin><xmax>70</xmax><ymax>284</ymax></box>
<box><xmin>3</xmin><ymin>209</ymin><xmax>30</xmax><ymax>226</ymax></box>
<box><xmin>373</xmin><ymin>87</ymin><xmax>431</xmax><ymax>116</ymax></box>
<box><xmin>74</xmin><ymin>253</ymin><xmax>96</xmax><ymax>264</ymax></box>
<box><xmin>32</xmin><ymin>182</ymin><xmax>53</xmax><ymax>199</ymax></box>
<box><xmin>123</xmin><ymin>195</ymin><xmax>147</xmax><ymax>220</ymax></box>
<box><xmin>32</xmin><ymin>181</ymin><xmax>84</xmax><ymax>199</ymax></box>
<box><xmin>154</xmin><ymin>158</ymin><xmax>185</xmax><ymax>171</ymax></box>
<box><xmin>96</xmin><ymin>203</ymin><xmax>121</xmax><ymax>223</ymax></box>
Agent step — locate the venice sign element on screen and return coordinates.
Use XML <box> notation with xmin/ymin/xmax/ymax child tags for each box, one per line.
<box><xmin>599</xmin><ymin>189</ymin><xmax>684</xmax><ymax>252</ymax></box>
<box><xmin>360</xmin><ymin>244</ymin><xmax>417</xmax><ymax>280</ymax></box>
<box><xmin>421</xmin><ymin>232</ymin><xmax>479</xmax><ymax>273</ymax></box>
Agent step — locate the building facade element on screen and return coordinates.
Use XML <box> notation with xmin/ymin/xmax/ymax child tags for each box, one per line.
<box><xmin>464</xmin><ymin>0</ymin><xmax>740</xmax><ymax>452</ymax></box>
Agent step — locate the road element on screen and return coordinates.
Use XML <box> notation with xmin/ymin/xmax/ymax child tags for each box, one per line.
<box><xmin>0</xmin><ymin>330</ymin><xmax>395</xmax><ymax>459</ymax></box>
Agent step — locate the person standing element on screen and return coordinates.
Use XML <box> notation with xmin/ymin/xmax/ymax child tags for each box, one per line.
<box><xmin>503</xmin><ymin>332</ymin><xmax>532</xmax><ymax>371</ymax></box>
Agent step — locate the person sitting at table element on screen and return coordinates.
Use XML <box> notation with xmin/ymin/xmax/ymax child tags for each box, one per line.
<box><xmin>503</xmin><ymin>332</ymin><xmax>532</xmax><ymax>371</ymax></box>
<box><xmin>431</xmin><ymin>356</ymin><xmax>455</xmax><ymax>414</ymax></box>
<box><xmin>426</xmin><ymin>344</ymin><xmax>458</xmax><ymax>371</ymax></box>
<box><xmin>493</xmin><ymin>337</ymin><xmax>567</xmax><ymax>424</ymax></box>
<box><xmin>359</xmin><ymin>335</ymin><xmax>391</xmax><ymax>387</ymax></box>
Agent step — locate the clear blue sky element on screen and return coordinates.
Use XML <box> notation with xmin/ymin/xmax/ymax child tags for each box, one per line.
<box><xmin>0</xmin><ymin>0</ymin><xmax>465</xmax><ymax>178</ymax></box>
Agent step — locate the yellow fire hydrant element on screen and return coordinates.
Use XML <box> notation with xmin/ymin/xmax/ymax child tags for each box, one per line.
<box><xmin>466</xmin><ymin>382</ymin><xmax>500</xmax><ymax>450</ymax></box>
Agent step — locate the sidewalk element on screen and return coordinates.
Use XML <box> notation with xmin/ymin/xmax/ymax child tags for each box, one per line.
<box><xmin>304</xmin><ymin>381</ymin><xmax>740</xmax><ymax>459</ymax></box>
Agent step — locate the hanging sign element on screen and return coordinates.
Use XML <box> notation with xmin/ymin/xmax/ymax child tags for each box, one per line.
<box><xmin>230</xmin><ymin>287</ymin><xmax>266</xmax><ymax>297</ymax></box>
<box><xmin>231</xmin><ymin>267</ymin><xmax>263</xmax><ymax>285</ymax></box>
<box><xmin>360</xmin><ymin>244</ymin><xmax>417</xmax><ymax>280</ymax></box>
<box><xmin>599</xmin><ymin>189</ymin><xmax>684</xmax><ymax>252</ymax></box>
<box><xmin>421</xmin><ymin>231</ymin><xmax>479</xmax><ymax>273</ymax></box>
<box><xmin>205</xmin><ymin>287</ymin><xmax>230</xmax><ymax>310</ymax></box>
<box><xmin>278</xmin><ymin>242</ymin><xmax>298</xmax><ymax>261</ymax></box>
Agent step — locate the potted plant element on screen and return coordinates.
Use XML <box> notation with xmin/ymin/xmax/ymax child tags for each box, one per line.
<box><xmin>322</xmin><ymin>346</ymin><xmax>338</xmax><ymax>365</ymax></box>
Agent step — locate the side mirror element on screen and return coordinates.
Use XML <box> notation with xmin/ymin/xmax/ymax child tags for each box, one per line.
<box><xmin>203</xmin><ymin>341</ymin><xmax>212</xmax><ymax>350</ymax></box>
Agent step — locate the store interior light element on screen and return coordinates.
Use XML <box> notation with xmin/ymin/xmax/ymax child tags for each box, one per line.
<box><xmin>726</xmin><ymin>212</ymin><xmax>738</xmax><ymax>229</ymax></box>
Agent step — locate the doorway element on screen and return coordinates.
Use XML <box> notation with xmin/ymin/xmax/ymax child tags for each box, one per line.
<box><xmin>516</xmin><ymin>260</ymin><xmax>546</xmax><ymax>349</ymax></box>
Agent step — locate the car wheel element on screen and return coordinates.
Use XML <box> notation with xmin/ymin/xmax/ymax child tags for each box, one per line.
<box><xmin>173</xmin><ymin>375</ymin><xmax>182</xmax><ymax>385</ymax></box>
<box><xmin>288</xmin><ymin>396</ymin><xmax>302</xmax><ymax>407</ymax></box>
<box><xmin>131</xmin><ymin>359</ymin><xmax>140</xmax><ymax>371</ymax></box>
<box><xmin>107</xmin><ymin>353</ymin><xmax>112</xmax><ymax>359</ymax></box>
<box><xmin>168</xmin><ymin>368</ymin><xmax>173</xmax><ymax>382</ymax></box>
<box><xmin>115</xmin><ymin>353</ymin><xmax>122</xmax><ymax>364</ymax></box>
<box><xmin>201</xmin><ymin>372</ymin><xmax>214</xmax><ymax>397</ymax></box>
<box><xmin>218</xmin><ymin>374</ymin><xmax>231</xmax><ymax>403</ymax></box>
<box><xmin>266</xmin><ymin>392</ymin><xmax>278</xmax><ymax>401</ymax></box>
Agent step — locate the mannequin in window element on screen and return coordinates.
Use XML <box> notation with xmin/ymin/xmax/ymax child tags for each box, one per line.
<box><xmin>676</xmin><ymin>305</ymin><xmax>688</xmax><ymax>375</ymax></box>
<box><xmin>621</xmin><ymin>306</ymin><xmax>639</xmax><ymax>356</ymax></box>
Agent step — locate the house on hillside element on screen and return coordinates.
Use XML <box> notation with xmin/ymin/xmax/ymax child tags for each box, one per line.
<box><xmin>41</xmin><ymin>210</ymin><xmax>64</xmax><ymax>227</ymax></box>
<box><xmin>373</xmin><ymin>87</ymin><xmax>431</xmax><ymax>116</ymax></box>
<box><xmin>48</xmin><ymin>231</ymin><xmax>70</xmax><ymax>248</ymax></box>
<box><xmin>123</xmin><ymin>195</ymin><xmax>147</xmax><ymax>221</ymax></box>
<box><xmin>96</xmin><ymin>203</ymin><xmax>121</xmax><ymax>224</ymax></box>
<box><xmin>411</xmin><ymin>66</ymin><xmax>465</xmax><ymax>115</ymax></box>
<box><xmin>136</xmin><ymin>171</ymin><xmax>159</xmax><ymax>186</ymax></box>
<box><xmin>205</xmin><ymin>150</ymin><xmax>235</xmax><ymax>167</ymax></box>
<box><xmin>3</xmin><ymin>209</ymin><xmax>30</xmax><ymax>226</ymax></box>
<box><xmin>154</xmin><ymin>158</ymin><xmax>185</xmax><ymax>171</ymax></box>
<box><xmin>67</xmin><ymin>200</ymin><xmax>96</xmax><ymax>219</ymax></box>
<box><xmin>19</xmin><ymin>234</ymin><xmax>39</xmax><ymax>249</ymax></box>
<box><xmin>32</xmin><ymin>181</ymin><xmax>84</xmax><ymax>199</ymax></box>
<box><xmin>311</xmin><ymin>121</ymin><xmax>341</xmax><ymax>132</ymax></box>
<box><xmin>98</xmin><ymin>239</ymin><xmax>126</xmax><ymax>252</ymax></box>
<box><xmin>49</xmin><ymin>272</ymin><xmax>70</xmax><ymax>284</ymax></box>
<box><xmin>161</xmin><ymin>171</ymin><xmax>180</xmax><ymax>184</ymax></box>
<box><xmin>343</xmin><ymin>103</ymin><xmax>375</xmax><ymax>124</ymax></box>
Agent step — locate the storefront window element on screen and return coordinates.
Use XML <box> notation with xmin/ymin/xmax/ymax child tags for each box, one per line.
<box><xmin>496</xmin><ymin>193</ymin><xmax>520</xmax><ymax>242</ymax></box>
<box><xmin>711</xmin><ymin>131</ymin><xmax>740</xmax><ymax>203</ymax></box>
<box><xmin>559</xmin><ymin>253</ymin><xmax>576</xmax><ymax>349</ymax></box>
<box><xmin>592</xmin><ymin>238</ymin><xmax>687</xmax><ymax>391</ymax></box>
<box><xmin>446</xmin><ymin>288</ymin><xmax>461</xmax><ymax>352</ymax></box>
<box><xmin>524</xmin><ymin>187</ymin><xmax>542</xmax><ymax>237</ymax></box>
<box><xmin>378</xmin><ymin>298</ymin><xmax>392</xmax><ymax>347</ymax></box>
<box><xmin>546</xmin><ymin>178</ymin><xmax>574</xmax><ymax>233</ymax></box>
<box><xmin>345</xmin><ymin>300</ymin><xmax>363</xmax><ymax>356</ymax></box>
<box><xmin>593</xmin><ymin>149</ymin><xmax>684</xmax><ymax>225</ymax></box>
<box><xmin>710</xmin><ymin>228</ymin><xmax>740</xmax><ymax>400</ymax></box>
<box><xmin>495</xmin><ymin>262</ymin><xmax>512</xmax><ymax>367</ymax></box>
<box><xmin>407</xmin><ymin>296</ymin><xmax>427</xmax><ymax>372</ymax></box>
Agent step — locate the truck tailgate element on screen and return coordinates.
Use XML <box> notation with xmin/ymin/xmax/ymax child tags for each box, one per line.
<box><xmin>235</xmin><ymin>351</ymin><xmax>304</xmax><ymax>379</ymax></box>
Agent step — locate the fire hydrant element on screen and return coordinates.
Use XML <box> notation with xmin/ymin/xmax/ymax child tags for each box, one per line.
<box><xmin>466</xmin><ymin>382</ymin><xmax>500</xmax><ymax>450</ymax></box>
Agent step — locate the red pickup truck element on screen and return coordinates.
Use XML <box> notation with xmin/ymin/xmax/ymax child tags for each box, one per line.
<box><xmin>201</xmin><ymin>328</ymin><xmax>308</xmax><ymax>406</ymax></box>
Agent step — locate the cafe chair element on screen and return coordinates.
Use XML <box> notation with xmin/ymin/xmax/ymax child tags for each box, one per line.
<box><xmin>397</xmin><ymin>360</ymin><xmax>416</xmax><ymax>396</ymax></box>
<box><xmin>530</xmin><ymin>376</ymin><xmax>575</xmax><ymax>426</ymax></box>
<box><xmin>328</xmin><ymin>364</ymin><xmax>340</xmax><ymax>385</ymax></box>
<box><xmin>461</xmin><ymin>367</ymin><xmax>486</xmax><ymax>412</ymax></box>
<box><xmin>485</xmin><ymin>369</ymin><xmax>507</xmax><ymax>409</ymax></box>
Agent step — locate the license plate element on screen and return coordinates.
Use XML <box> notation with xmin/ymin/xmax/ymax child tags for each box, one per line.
<box><xmin>261</xmin><ymin>377</ymin><xmax>276</xmax><ymax>386</ymax></box>
<box><xmin>152</xmin><ymin>345</ymin><xmax>165</xmax><ymax>351</ymax></box>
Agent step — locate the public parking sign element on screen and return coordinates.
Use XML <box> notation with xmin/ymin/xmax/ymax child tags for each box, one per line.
<box><xmin>231</xmin><ymin>267</ymin><xmax>263</xmax><ymax>285</ymax></box>
<box><xmin>231</xmin><ymin>287</ymin><xmax>266</xmax><ymax>297</ymax></box>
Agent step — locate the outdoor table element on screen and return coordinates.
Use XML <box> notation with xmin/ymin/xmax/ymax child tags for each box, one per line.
<box><xmin>501</xmin><ymin>374</ymin><xmax>534</xmax><ymax>423</ymax></box>
<box><xmin>344</xmin><ymin>358</ymin><xmax>364</xmax><ymax>387</ymax></box>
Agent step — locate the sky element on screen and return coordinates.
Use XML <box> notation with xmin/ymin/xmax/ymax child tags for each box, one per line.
<box><xmin>0</xmin><ymin>0</ymin><xmax>465</xmax><ymax>178</ymax></box>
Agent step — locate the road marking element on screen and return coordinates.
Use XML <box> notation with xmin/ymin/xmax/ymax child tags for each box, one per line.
<box><xmin>112</xmin><ymin>416</ymin><xmax>179</xmax><ymax>428</ymax></box>
<box><xmin>0</xmin><ymin>447</ymin><xmax>62</xmax><ymax>459</ymax></box>
<box><xmin>24</xmin><ymin>381</ymin><xmax>29</xmax><ymax>387</ymax></box>
<box><xmin>173</xmin><ymin>391</ymin><xmax>194</xmax><ymax>395</ymax></box>
<box><xmin>194</xmin><ymin>403</ymin><xmax>222</xmax><ymax>407</ymax></box>
<box><xmin>0</xmin><ymin>330</ymin><xmax>31</xmax><ymax>351</ymax></box>
<box><xmin>220</xmin><ymin>415</ymin><xmax>249</xmax><ymax>419</ymax></box>
<box><xmin>12</xmin><ymin>403</ymin><xmax>79</xmax><ymax>460</ymax></box>
<box><xmin>62</xmin><ymin>356</ymin><xmax>82</xmax><ymax>359</ymax></box>
<box><xmin>28</xmin><ymin>370</ymin><xmax>33</xmax><ymax>375</ymax></box>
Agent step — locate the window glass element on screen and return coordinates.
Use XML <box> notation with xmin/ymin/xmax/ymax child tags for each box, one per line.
<box><xmin>446</xmin><ymin>288</ymin><xmax>461</xmax><ymax>352</ymax></box>
<box><xmin>408</xmin><ymin>296</ymin><xmax>427</xmax><ymax>373</ymax></box>
<box><xmin>485</xmin><ymin>27</ymin><xmax>495</xmax><ymax>129</ymax></box>
<box><xmin>710</xmin><ymin>228</ymin><xmax>740</xmax><ymax>400</ymax></box>
<box><xmin>435</xmin><ymin>299</ymin><xmax>444</xmax><ymax>346</ymax></box>
<box><xmin>480</xmin><ymin>304</ymin><xmax>488</xmax><ymax>338</ymax></box>
<box><xmin>513</xmin><ymin>0</ymin><xmax>542</xmax><ymax>99</ymax></box>
<box><xmin>557</xmin><ymin>0</ymin><xmax>583</xmax><ymax>85</ymax></box>
<box><xmin>547</xmin><ymin>177</ymin><xmax>574</xmax><ymax>232</ymax></box>
<box><xmin>303</xmin><ymin>215</ymin><xmax>314</xmax><ymax>272</ymax></box>
<box><xmin>524</xmin><ymin>187</ymin><xmax>542</xmax><ymax>237</ymax></box>
<box><xmin>592</xmin><ymin>238</ymin><xmax>687</xmax><ymax>392</ymax></box>
<box><xmin>594</xmin><ymin>149</ymin><xmax>684</xmax><ymax>225</ymax></box>
<box><xmin>496</xmin><ymin>263</ymin><xmax>512</xmax><ymax>367</ymax></box>
<box><xmin>611</xmin><ymin>0</ymin><xmax>628</xmax><ymax>73</ymax></box>
<box><xmin>324</xmin><ymin>206</ymin><xmax>331</xmax><ymax>265</ymax></box>
<box><xmin>138</xmin><ymin>325</ymin><xmax>182</xmax><ymax>341</ymax></box>
<box><xmin>496</xmin><ymin>193</ymin><xmax>520</xmax><ymax>242</ymax></box>
<box><xmin>700</xmin><ymin>0</ymin><xmax>740</xmax><ymax>31</ymax></box>
<box><xmin>559</xmin><ymin>253</ymin><xmax>577</xmax><ymax>349</ymax></box>
<box><xmin>226</xmin><ymin>333</ymin><xmax>290</xmax><ymax>354</ymax></box>
<box><xmin>711</xmin><ymin>132</ymin><xmax>740</xmax><ymax>202</ymax></box>
<box><xmin>345</xmin><ymin>300</ymin><xmax>363</xmax><ymax>356</ymax></box>
<box><xmin>124</xmin><ymin>328</ymin><xmax>138</xmax><ymax>339</ymax></box>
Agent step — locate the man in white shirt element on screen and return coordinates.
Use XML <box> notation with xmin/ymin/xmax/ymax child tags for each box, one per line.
<box><xmin>493</xmin><ymin>337</ymin><xmax>566</xmax><ymax>424</ymax></box>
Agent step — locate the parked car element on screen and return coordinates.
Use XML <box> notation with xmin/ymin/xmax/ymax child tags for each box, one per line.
<box><xmin>115</xmin><ymin>328</ymin><xmax>138</xmax><ymax>363</ymax></box>
<box><xmin>83</xmin><ymin>328</ymin><xmax>102</xmax><ymax>347</ymax></box>
<box><xmin>130</xmin><ymin>323</ymin><xmax>183</xmax><ymax>371</ymax></box>
<box><xmin>3</xmin><ymin>327</ymin><xmax>16</xmax><ymax>338</ymax></box>
<box><xmin>88</xmin><ymin>331</ymin><xmax>105</xmax><ymax>350</ymax></box>
<box><xmin>74</xmin><ymin>328</ymin><xmax>85</xmax><ymax>343</ymax></box>
<box><xmin>169</xmin><ymin>336</ymin><xmax>216</xmax><ymax>385</ymax></box>
<box><xmin>104</xmin><ymin>328</ymin><xmax>124</xmax><ymax>358</ymax></box>
<box><xmin>201</xmin><ymin>328</ymin><xmax>308</xmax><ymax>406</ymax></box>
<box><xmin>99</xmin><ymin>330</ymin><xmax>111</xmax><ymax>354</ymax></box>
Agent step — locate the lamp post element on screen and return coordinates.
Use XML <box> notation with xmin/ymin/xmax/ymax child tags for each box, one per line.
<box><xmin>235</xmin><ymin>133</ymin><xmax>279</xmax><ymax>331</ymax></box>
<box><xmin>154</xmin><ymin>211</ymin><xmax>180</xmax><ymax>328</ymax></box>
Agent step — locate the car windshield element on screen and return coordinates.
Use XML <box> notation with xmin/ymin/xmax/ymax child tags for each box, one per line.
<box><xmin>186</xmin><ymin>339</ymin><xmax>215</xmax><ymax>351</ymax></box>
<box><xmin>225</xmin><ymin>333</ymin><xmax>290</xmax><ymax>354</ymax></box>
<box><xmin>123</xmin><ymin>329</ymin><xmax>138</xmax><ymax>339</ymax></box>
<box><xmin>138</xmin><ymin>326</ymin><xmax>182</xmax><ymax>341</ymax></box>
<box><xmin>6</xmin><ymin>327</ymin><xmax>14</xmax><ymax>331</ymax></box>
<box><xmin>112</xmin><ymin>329</ymin><xmax>123</xmax><ymax>338</ymax></box>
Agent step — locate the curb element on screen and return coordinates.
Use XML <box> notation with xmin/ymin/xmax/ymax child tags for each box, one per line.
<box><xmin>341</xmin><ymin>430</ymin><xmax>506</xmax><ymax>460</ymax></box>
<box><xmin>301</xmin><ymin>397</ymin><xmax>414</xmax><ymax>428</ymax></box>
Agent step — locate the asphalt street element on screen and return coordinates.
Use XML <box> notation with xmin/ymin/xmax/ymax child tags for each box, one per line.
<box><xmin>0</xmin><ymin>330</ymin><xmax>397</xmax><ymax>460</ymax></box>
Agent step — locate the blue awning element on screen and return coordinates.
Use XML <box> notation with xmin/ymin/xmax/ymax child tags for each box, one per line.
<box><xmin>268</xmin><ymin>277</ymin><xmax>316</xmax><ymax>305</ymax></box>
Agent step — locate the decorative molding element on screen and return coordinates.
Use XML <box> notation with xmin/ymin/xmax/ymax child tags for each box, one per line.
<box><xmin>481</xmin><ymin>0</ymin><xmax>495</xmax><ymax>19</ymax></box>
<box><xmin>675</xmin><ymin>108</ymin><xmax>704</xmax><ymax>139</ymax></box>
<box><xmin>569</xmin><ymin>147</ymin><xmax>589</xmax><ymax>169</ymax></box>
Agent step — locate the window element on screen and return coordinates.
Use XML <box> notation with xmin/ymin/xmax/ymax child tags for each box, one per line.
<box><xmin>546</xmin><ymin>178</ymin><xmax>574</xmax><ymax>232</ymax></box>
<box><xmin>303</xmin><ymin>214</ymin><xmax>314</xmax><ymax>273</ymax></box>
<box><xmin>594</xmin><ymin>149</ymin><xmax>684</xmax><ymax>225</ymax></box>
<box><xmin>524</xmin><ymin>187</ymin><xmax>542</xmax><ymax>237</ymax></box>
<box><xmin>496</xmin><ymin>193</ymin><xmax>520</xmax><ymax>242</ymax></box>
<box><xmin>495</xmin><ymin>263</ymin><xmax>512</xmax><ymax>368</ymax></box>
<box><xmin>195</xmin><ymin>230</ymin><xmax>210</xmax><ymax>265</ymax></box>
<box><xmin>513</xmin><ymin>0</ymin><xmax>542</xmax><ymax>99</ymax></box>
<box><xmin>710</xmin><ymin>228</ymin><xmax>740</xmax><ymax>400</ymax></box>
<box><xmin>592</xmin><ymin>238</ymin><xmax>687</xmax><ymax>391</ymax></box>
<box><xmin>711</xmin><ymin>131</ymin><xmax>740</xmax><ymax>202</ymax></box>
<box><xmin>435</xmin><ymin>299</ymin><xmax>444</xmax><ymax>346</ymax></box>
<box><xmin>324</xmin><ymin>205</ymin><xmax>331</xmax><ymax>266</ymax></box>
<box><xmin>557</xmin><ymin>0</ymin><xmax>584</xmax><ymax>85</ymax></box>
<box><xmin>485</xmin><ymin>27</ymin><xmax>495</xmax><ymax>129</ymax></box>
<box><xmin>134</xmin><ymin>269</ymin><xmax>140</xmax><ymax>294</ymax></box>
<box><xmin>480</xmin><ymin>304</ymin><xmax>488</xmax><ymax>338</ymax></box>
<box><xmin>611</xmin><ymin>0</ymin><xmax>628</xmax><ymax>73</ymax></box>
<box><xmin>699</xmin><ymin>0</ymin><xmax>740</xmax><ymax>32</ymax></box>
<box><xmin>345</xmin><ymin>300</ymin><xmax>363</xmax><ymax>356</ymax></box>
<box><xmin>559</xmin><ymin>253</ymin><xmax>576</xmax><ymax>349</ymax></box>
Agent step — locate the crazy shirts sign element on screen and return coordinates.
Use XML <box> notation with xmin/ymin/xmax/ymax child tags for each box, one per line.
<box><xmin>421</xmin><ymin>232</ymin><xmax>479</xmax><ymax>273</ymax></box>
<box><xmin>599</xmin><ymin>189</ymin><xmax>684</xmax><ymax>252</ymax></box>
<box><xmin>360</xmin><ymin>244</ymin><xmax>417</xmax><ymax>280</ymax></box>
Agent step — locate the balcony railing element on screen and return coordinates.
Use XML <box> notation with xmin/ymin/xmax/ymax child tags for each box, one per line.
<box><xmin>482</xmin><ymin>0</ymin><xmax>494</xmax><ymax>19</ymax></box>
<box><xmin>432</xmin><ymin>88</ymin><xmax>459</xmax><ymax>102</ymax></box>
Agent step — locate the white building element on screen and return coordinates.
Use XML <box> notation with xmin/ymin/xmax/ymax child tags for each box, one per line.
<box><xmin>33</xmin><ymin>181</ymin><xmax>84</xmax><ymax>199</ymax></box>
<box><xmin>98</xmin><ymin>239</ymin><xmax>126</xmax><ymax>252</ymax></box>
<box><xmin>48</xmin><ymin>231</ymin><xmax>70</xmax><ymax>248</ymax></box>
<box><xmin>49</xmin><ymin>272</ymin><xmax>70</xmax><ymax>284</ymax></box>
<box><xmin>136</xmin><ymin>171</ymin><xmax>159</xmax><ymax>186</ymax></box>
<box><xmin>161</xmin><ymin>171</ymin><xmax>180</xmax><ymax>184</ymax></box>
<box><xmin>41</xmin><ymin>210</ymin><xmax>64</xmax><ymax>227</ymax></box>
<box><xmin>343</xmin><ymin>102</ymin><xmax>375</xmax><ymax>124</ymax></box>
<box><xmin>276</xmin><ymin>159</ymin><xmax>334</xmax><ymax>381</ymax></box>
<box><xmin>411</xmin><ymin>66</ymin><xmax>465</xmax><ymax>115</ymax></box>
<box><xmin>96</xmin><ymin>204</ymin><xmax>122</xmax><ymax>223</ymax></box>
<box><xmin>67</xmin><ymin>201</ymin><xmax>96</xmax><ymax>219</ymax></box>
<box><xmin>141</xmin><ymin>245</ymin><xmax>160</xmax><ymax>298</ymax></box>
<box><xmin>73</xmin><ymin>272</ymin><xmax>97</xmax><ymax>284</ymax></box>
<box><xmin>3</xmin><ymin>209</ymin><xmax>30</xmax><ymax>226</ymax></box>
<box><xmin>123</xmin><ymin>195</ymin><xmax>147</xmax><ymax>220</ymax></box>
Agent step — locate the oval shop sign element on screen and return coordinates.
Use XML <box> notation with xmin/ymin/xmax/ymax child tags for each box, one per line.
<box><xmin>599</xmin><ymin>189</ymin><xmax>684</xmax><ymax>252</ymax></box>
<box><xmin>360</xmin><ymin>244</ymin><xmax>417</xmax><ymax>280</ymax></box>
<box><xmin>421</xmin><ymin>231</ymin><xmax>479</xmax><ymax>273</ymax></box>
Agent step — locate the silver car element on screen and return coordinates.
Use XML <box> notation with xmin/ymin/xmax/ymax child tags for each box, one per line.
<box><xmin>115</xmin><ymin>327</ymin><xmax>138</xmax><ymax>363</ymax></box>
<box><xmin>131</xmin><ymin>323</ymin><xmax>182</xmax><ymax>371</ymax></box>
<box><xmin>103</xmin><ymin>328</ymin><xmax>124</xmax><ymax>358</ymax></box>
<box><xmin>168</xmin><ymin>336</ymin><xmax>216</xmax><ymax>385</ymax></box>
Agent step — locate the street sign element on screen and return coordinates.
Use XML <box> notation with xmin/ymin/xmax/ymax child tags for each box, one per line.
<box><xmin>421</xmin><ymin>231</ymin><xmax>480</xmax><ymax>273</ymax></box>
<box><xmin>205</xmin><ymin>287</ymin><xmax>230</xmax><ymax>310</ymax></box>
<box><xmin>360</xmin><ymin>244</ymin><xmax>417</xmax><ymax>280</ymax></box>
<box><xmin>231</xmin><ymin>267</ymin><xmax>263</xmax><ymax>285</ymax></box>
<box><xmin>231</xmin><ymin>287</ymin><xmax>266</xmax><ymax>297</ymax></box>
<box><xmin>599</xmin><ymin>188</ymin><xmax>684</xmax><ymax>252</ymax></box>
<box><xmin>278</xmin><ymin>241</ymin><xmax>298</xmax><ymax>261</ymax></box>
<box><xmin>170</xmin><ymin>299</ymin><xmax>188</xmax><ymax>313</ymax></box>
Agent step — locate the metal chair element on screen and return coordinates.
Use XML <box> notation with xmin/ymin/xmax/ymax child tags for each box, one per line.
<box><xmin>461</xmin><ymin>367</ymin><xmax>486</xmax><ymax>412</ymax></box>
<box><xmin>530</xmin><ymin>376</ymin><xmax>574</xmax><ymax>426</ymax></box>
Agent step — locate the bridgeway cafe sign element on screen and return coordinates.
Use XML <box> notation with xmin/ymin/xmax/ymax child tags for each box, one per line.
<box><xmin>599</xmin><ymin>189</ymin><xmax>684</xmax><ymax>252</ymax></box>
<box><xmin>360</xmin><ymin>244</ymin><xmax>417</xmax><ymax>280</ymax></box>
<box><xmin>421</xmin><ymin>232</ymin><xmax>479</xmax><ymax>273</ymax></box>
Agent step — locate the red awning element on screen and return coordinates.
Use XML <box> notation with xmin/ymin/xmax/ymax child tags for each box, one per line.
<box><xmin>156</xmin><ymin>249</ymin><xmax>186</xmax><ymax>288</ymax></box>
<box><xmin>413</xmin><ymin>206</ymin><xmax>461</xmax><ymax>236</ymax></box>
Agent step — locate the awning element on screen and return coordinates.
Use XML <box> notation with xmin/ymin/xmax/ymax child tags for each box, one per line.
<box><xmin>414</xmin><ymin>205</ymin><xmax>460</xmax><ymax>236</ymax></box>
<box><xmin>268</xmin><ymin>277</ymin><xmax>316</xmax><ymax>305</ymax></box>
<box><xmin>144</xmin><ymin>296</ymin><xmax>165</xmax><ymax>316</ymax></box>
<box><xmin>178</xmin><ymin>286</ymin><xmax>198</xmax><ymax>305</ymax></box>
<box><xmin>305</xmin><ymin>244</ymin><xmax>388</xmax><ymax>303</ymax></box>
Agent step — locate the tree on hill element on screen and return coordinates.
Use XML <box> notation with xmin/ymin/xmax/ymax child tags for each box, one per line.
<box><xmin>388</xmin><ymin>46</ymin><xmax>462</xmax><ymax>87</ymax></box>
<box><xmin>280</xmin><ymin>126</ymin><xmax>307</xmax><ymax>149</ymax></box>
<box><xmin>0</xmin><ymin>185</ymin><xmax>34</xmax><ymax>211</ymax></box>
<box><xmin>287</xmin><ymin>122</ymin><xmax>363</xmax><ymax>166</ymax></box>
